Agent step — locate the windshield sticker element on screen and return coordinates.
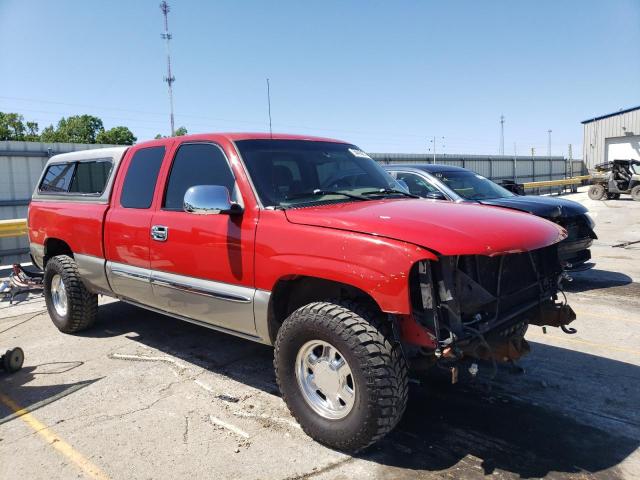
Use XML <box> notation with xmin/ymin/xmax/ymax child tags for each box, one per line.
<box><xmin>349</xmin><ymin>148</ymin><xmax>372</xmax><ymax>159</ymax></box>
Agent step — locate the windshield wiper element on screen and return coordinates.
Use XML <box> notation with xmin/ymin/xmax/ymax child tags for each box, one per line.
<box><xmin>361</xmin><ymin>188</ymin><xmax>420</xmax><ymax>199</ymax></box>
<box><xmin>285</xmin><ymin>189</ymin><xmax>370</xmax><ymax>201</ymax></box>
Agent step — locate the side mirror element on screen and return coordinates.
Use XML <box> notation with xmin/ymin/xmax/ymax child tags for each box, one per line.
<box><xmin>183</xmin><ymin>185</ymin><xmax>243</xmax><ymax>215</ymax></box>
<box><xmin>396</xmin><ymin>179</ymin><xmax>410</xmax><ymax>192</ymax></box>
<box><xmin>425</xmin><ymin>191</ymin><xmax>447</xmax><ymax>200</ymax></box>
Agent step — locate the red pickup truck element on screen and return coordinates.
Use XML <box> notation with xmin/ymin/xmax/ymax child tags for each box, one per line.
<box><xmin>28</xmin><ymin>133</ymin><xmax>575</xmax><ymax>451</ymax></box>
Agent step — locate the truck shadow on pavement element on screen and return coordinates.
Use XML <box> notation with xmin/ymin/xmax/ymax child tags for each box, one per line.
<box><xmin>564</xmin><ymin>268</ymin><xmax>633</xmax><ymax>293</ymax></box>
<box><xmin>0</xmin><ymin>365</ymin><xmax>100</xmax><ymax>425</ymax></box>
<box><xmin>85</xmin><ymin>301</ymin><xmax>638</xmax><ymax>479</ymax></box>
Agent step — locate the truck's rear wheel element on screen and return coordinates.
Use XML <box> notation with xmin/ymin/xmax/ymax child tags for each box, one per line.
<box><xmin>274</xmin><ymin>301</ymin><xmax>408</xmax><ymax>452</ymax></box>
<box><xmin>588</xmin><ymin>184</ymin><xmax>606</xmax><ymax>200</ymax></box>
<box><xmin>631</xmin><ymin>185</ymin><xmax>640</xmax><ymax>201</ymax></box>
<box><xmin>44</xmin><ymin>255</ymin><xmax>97</xmax><ymax>333</ymax></box>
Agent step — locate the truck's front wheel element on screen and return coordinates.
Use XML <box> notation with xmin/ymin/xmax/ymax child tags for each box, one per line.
<box><xmin>44</xmin><ymin>255</ymin><xmax>97</xmax><ymax>333</ymax></box>
<box><xmin>274</xmin><ymin>301</ymin><xmax>408</xmax><ymax>452</ymax></box>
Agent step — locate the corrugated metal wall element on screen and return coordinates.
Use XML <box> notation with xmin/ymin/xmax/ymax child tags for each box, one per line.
<box><xmin>0</xmin><ymin>140</ymin><xmax>116</xmax><ymax>265</ymax></box>
<box><xmin>370</xmin><ymin>153</ymin><xmax>586</xmax><ymax>184</ymax></box>
<box><xmin>582</xmin><ymin>108</ymin><xmax>640</xmax><ymax>170</ymax></box>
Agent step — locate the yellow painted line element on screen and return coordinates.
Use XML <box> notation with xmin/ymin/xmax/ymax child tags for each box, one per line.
<box><xmin>0</xmin><ymin>218</ymin><xmax>28</xmax><ymax>239</ymax></box>
<box><xmin>0</xmin><ymin>391</ymin><xmax>110</xmax><ymax>480</ymax></box>
<box><xmin>527</xmin><ymin>333</ymin><xmax>640</xmax><ymax>356</ymax></box>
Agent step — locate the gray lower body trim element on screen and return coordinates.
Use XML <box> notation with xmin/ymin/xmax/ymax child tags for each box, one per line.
<box><xmin>151</xmin><ymin>271</ymin><xmax>252</xmax><ymax>304</ymax></box>
<box><xmin>119</xmin><ymin>297</ymin><xmax>265</xmax><ymax>344</ymax></box>
<box><xmin>106</xmin><ymin>262</ymin><xmax>155</xmax><ymax>307</ymax></box>
<box><xmin>149</xmin><ymin>269</ymin><xmax>257</xmax><ymax>336</ymax></box>
<box><xmin>105</xmin><ymin>260</ymin><xmax>270</xmax><ymax>343</ymax></box>
<box><xmin>30</xmin><ymin>242</ymin><xmax>45</xmax><ymax>270</ymax></box>
<box><xmin>75</xmin><ymin>253</ymin><xmax>112</xmax><ymax>294</ymax></box>
<box><xmin>253</xmin><ymin>289</ymin><xmax>272</xmax><ymax>346</ymax></box>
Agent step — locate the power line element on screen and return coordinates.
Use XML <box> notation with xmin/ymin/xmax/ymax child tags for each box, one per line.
<box><xmin>160</xmin><ymin>1</ymin><xmax>176</xmax><ymax>136</ymax></box>
<box><xmin>0</xmin><ymin>96</ymin><xmax>576</xmax><ymax>152</ymax></box>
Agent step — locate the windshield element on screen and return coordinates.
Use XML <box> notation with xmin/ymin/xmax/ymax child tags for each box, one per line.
<box><xmin>430</xmin><ymin>170</ymin><xmax>515</xmax><ymax>200</ymax></box>
<box><xmin>235</xmin><ymin>139</ymin><xmax>400</xmax><ymax>207</ymax></box>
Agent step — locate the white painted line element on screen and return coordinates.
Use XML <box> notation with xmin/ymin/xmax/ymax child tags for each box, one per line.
<box><xmin>194</xmin><ymin>379</ymin><xmax>214</xmax><ymax>393</ymax></box>
<box><xmin>110</xmin><ymin>353</ymin><xmax>187</xmax><ymax>370</ymax></box>
<box><xmin>233</xmin><ymin>411</ymin><xmax>302</xmax><ymax>430</ymax></box>
<box><xmin>209</xmin><ymin>415</ymin><xmax>250</xmax><ymax>439</ymax></box>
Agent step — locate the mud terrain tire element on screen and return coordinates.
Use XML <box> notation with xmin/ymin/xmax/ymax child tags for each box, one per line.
<box><xmin>44</xmin><ymin>255</ymin><xmax>97</xmax><ymax>333</ymax></box>
<box><xmin>274</xmin><ymin>301</ymin><xmax>408</xmax><ymax>452</ymax></box>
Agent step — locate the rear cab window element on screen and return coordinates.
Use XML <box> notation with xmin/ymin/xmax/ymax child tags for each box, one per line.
<box><xmin>39</xmin><ymin>159</ymin><xmax>113</xmax><ymax>195</ymax></box>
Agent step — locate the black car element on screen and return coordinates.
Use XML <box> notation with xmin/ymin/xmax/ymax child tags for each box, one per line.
<box><xmin>384</xmin><ymin>164</ymin><xmax>597</xmax><ymax>268</ymax></box>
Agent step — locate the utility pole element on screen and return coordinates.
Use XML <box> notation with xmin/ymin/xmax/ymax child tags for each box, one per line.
<box><xmin>547</xmin><ymin>129</ymin><xmax>552</xmax><ymax>157</ymax></box>
<box><xmin>432</xmin><ymin>136</ymin><xmax>436</xmax><ymax>163</ymax></box>
<box><xmin>568</xmin><ymin>143</ymin><xmax>573</xmax><ymax>177</ymax></box>
<box><xmin>499</xmin><ymin>114</ymin><xmax>505</xmax><ymax>155</ymax></box>
<box><xmin>513</xmin><ymin>142</ymin><xmax>517</xmax><ymax>181</ymax></box>
<box><xmin>160</xmin><ymin>1</ymin><xmax>176</xmax><ymax>136</ymax></box>
<box><xmin>531</xmin><ymin>147</ymin><xmax>536</xmax><ymax>157</ymax></box>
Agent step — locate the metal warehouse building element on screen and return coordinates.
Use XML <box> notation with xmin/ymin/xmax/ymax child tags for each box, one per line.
<box><xmin>582</xmin><ymin>105</ymin><xmax>640</xmax><ymax>170</ymax></box>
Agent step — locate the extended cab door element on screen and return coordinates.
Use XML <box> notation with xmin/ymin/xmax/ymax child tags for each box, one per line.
<box><xmin>104</xmin><ymin>143</ymin><xmax>169</xmax><ymax>306</ymax></box>
<box><xmin>148</xmin><ymin>141</ymin><xmax>258</xmax><ymax>336</ymax></box>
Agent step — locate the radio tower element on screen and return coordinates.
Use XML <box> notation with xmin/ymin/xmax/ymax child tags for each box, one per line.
<box><xmin>160</xmin><ymin>1</ymin><xmax>175</xmax><ymax>136</ymax></box>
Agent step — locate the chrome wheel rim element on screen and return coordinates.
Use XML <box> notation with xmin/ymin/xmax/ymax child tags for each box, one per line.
<box><xmin>50</xmin><ymin>274</ymin><xmax>68</xmax><ymax>317</ymax></box>
<box><xmin>295</xmin><ymin>340</ymin><xmax>355</xmax><ymax>420</ymax></box>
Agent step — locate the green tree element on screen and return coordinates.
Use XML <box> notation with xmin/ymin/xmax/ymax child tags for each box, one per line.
<box><xmin>0</xmin><ymin>112</ymin><xmax>27</xmax><ymax>140</ymax></box>
<box><xmin>154</xmin><ymin>126</ymin><xmax>188</xmax><ymax>139</ymax></box>
<box><xmin>39</xmin><ymin>125</ymin><xmax>59</xmax><ymax>142</ymax></box>
<box><xmin>25</xmin><ymin>121</ymin><xmax>40</xmax><ymax>141</ymax></box>
<box><xmin>41</xmin><ymin>115</ymin><xmax>105</xmax><ymax>143</ymax></box>
<box><xmin>0</xmin><ymin>112</ymin><xmax>41</xmax><ymax>141</ymax></box>
<box><xmin>96</xmin><ymin>126</ymin><xmax>137</xmax><ymax>145</ymax></box>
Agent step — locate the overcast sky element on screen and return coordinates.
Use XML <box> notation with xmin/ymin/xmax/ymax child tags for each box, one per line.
<box><xmin>1</xmin><ymin>0</ymin><xmax>639</xmax><ymax>156</ymax></box>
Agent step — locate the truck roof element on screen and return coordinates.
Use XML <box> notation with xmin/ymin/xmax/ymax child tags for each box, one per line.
<box><xmin>134</xmin><ymin>132</ymin><xmax>350</xmax><ymax>147</ymax></box>
<box><xmin>31</xmin><ymin>134</ymin><xmax>352</xmax><ymax>205</ymax></box>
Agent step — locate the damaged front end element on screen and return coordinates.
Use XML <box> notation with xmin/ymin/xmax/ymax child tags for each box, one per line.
<box><xmin>403</xmin><ymin>244</ymin><xmax>576</xmax><ymax>370</ymax></box>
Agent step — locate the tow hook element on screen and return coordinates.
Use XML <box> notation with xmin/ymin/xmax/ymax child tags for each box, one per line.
<box><xmin>530</xmin><ymin>303</ymin><xmax>577</xmax><ymax>334</ymax></box>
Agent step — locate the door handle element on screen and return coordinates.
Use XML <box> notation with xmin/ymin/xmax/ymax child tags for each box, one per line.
<box><xmin>151</xmin><ymin>225</ymin><xmax>168</xmax><ymax>242</ymax></box>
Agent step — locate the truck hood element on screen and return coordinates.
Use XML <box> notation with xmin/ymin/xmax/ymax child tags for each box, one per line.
<box><xmin>477</xmin><ymin>196</ymin><xmax>587</xmax><ymax>220</ymax></box>
<box><xmin>284</xmin><ymin>199</ymin><xmax>566</xmax><ymax>256</ymax></box>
